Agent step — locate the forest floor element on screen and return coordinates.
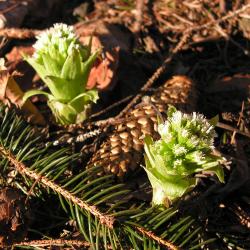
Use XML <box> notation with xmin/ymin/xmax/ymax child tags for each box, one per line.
<box><xmin>0</xmin><ymin>0</ymin><xmax>250</xmax><ymax>249</ymax></box>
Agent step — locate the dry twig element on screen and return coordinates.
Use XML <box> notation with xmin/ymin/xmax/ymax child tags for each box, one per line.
<box><xmin>118</xmin><ymin>3</ymin><xmax>250</xmax><ymax>118</ymax></box>
<box><xmin>14</xmin><ymin>239</ymin><xmax>113</xmax><ymax>249</ymax></box>
<box><xmin>0</xmin><ymin>28</ymin><xmax>41</xmax><ymax>39</ymax></box>
<box><xmin>217</xmin><ymin>122</ymin><xmax>250</xmax><ymax>139</ymax></box>
<box><xmin>134</xmin><ymin>0</ymin><xmax>144</xmax><ymax>32</ymax></box>
<box><xmin>135</xmin><ymin>226</ymin><xmax>179</xmax><ymax>250</ymax></box>
<box><xmin>117</xmin><ymin>32</ymin><xmax>190</xmax><ymax>118</ymax></box>
<box><xmin>186</xmin><ymin>3</ymin><xmax>250</xmax><ymax>34</ymax></box>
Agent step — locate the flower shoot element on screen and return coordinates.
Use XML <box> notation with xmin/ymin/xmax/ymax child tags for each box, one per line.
<box><xmin>23</xmin><ymin>23</ymin><xmax>99</xmax><ymax>125</ymax></box>
<box><xmin>144</xmin><ymin>106</ymin><xmax>224</xmax><ymax>207</ymax></box>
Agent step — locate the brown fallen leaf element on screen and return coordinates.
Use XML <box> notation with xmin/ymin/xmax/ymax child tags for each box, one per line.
<box><xmin>75</xmin><ymin>20</ymin><xmax>133</xmax><ymax>91</ymax></box>
<box><xmin>86</xmin><ymin>41</ymin><xmax>119</xmax><ymax>90</ymax></box>
<box><xmin>0</xmin><ymin>68</ymin><xmax>46</xmax><ymax>125</ymax></box>
<box><xmin>5</xmin><ymin>45</ymin><xmax>42</xmax><ymax>94</ymax></box>
<box><xmin>0</xmin><ymin>187</ymin><xmax>30</xmax><ymax>248</ymax></box>
<box><xmin>6</xmin><ymin>45</ymin><xmax>34</xmax><ymax>63</ymax></box>
<box><xmin>79</xmin><ymin>34</ymin><xmax>120</xmax><ymax>90</ymax></box>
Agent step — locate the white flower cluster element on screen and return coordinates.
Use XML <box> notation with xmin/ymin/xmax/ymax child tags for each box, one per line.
<box><xmin>159</xmin><ymin>110</ymin><xmax>216</xmax><ymax>150</ymax></box>
<box><xmin>33</xmin><ymin>23</ymin><xmax>83</xmax><ymax>63</ymax></box>
<box><xmin>152</xmin><ymin>107</ymin><xmax>218</xmax><ymax>176</ymax></box>
<box><xmin>34</xmin><ymin>24</ymin><xmax>74</xmax><ymax>48</ymax></box>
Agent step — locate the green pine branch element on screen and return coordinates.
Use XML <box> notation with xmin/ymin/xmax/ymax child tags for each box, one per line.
<box><xmin>0</xmin><ymin>104</ymin><xmax>217</xmax><ymax>249</ymax></box>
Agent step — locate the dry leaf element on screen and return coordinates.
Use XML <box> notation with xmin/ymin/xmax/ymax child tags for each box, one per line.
<box><xmin>80</xmin><ymin>35</ymin><xmax>120</xmax><ymax>91</ymax></box>
<box><xmin>6</xmin><ymin>46</ymin><xmax>34</xmax><ymax>62</ymax></box>
<box><xmin>75</xmin><ymin>20</ymin><xmax>133</xmax><ymax>90</ymax></box>
<box><xmin>0</xmin><ymin>187</ymin><xmax>29</xmax><ymax>248</ymax></box>
<box><xmin>87</xmin><ymin>43</ymin><xmax>119</xmax><ymax>90</ymax></box>
<box><xmin>0</xmin><ymin>69</ymin><xmax>46</xmax><ymax>125</ymax></box>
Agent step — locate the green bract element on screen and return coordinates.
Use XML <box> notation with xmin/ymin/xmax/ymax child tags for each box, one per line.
<box><xmin>23</xmin><ymin>23</ymin><xmax>99</xmax><ymax>125</ymax></box>
<box><xmin>144</xmin><ymin>106</ymin><xmax>224</xmax><ymax>207</ymax></box>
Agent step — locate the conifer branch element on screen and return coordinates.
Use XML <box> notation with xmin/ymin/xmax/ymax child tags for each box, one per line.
<box><xmin>135</xmin><ymin>226</ymin><xmax>179</xmax><ymax>250</ymax></box>
<box><xmin>0</xmin><ymin>145</ymin><xmax>115</xmax><ymax>228</ymax></box>
<box><xmin>0</xmin><ymin>106</ymin><xmax>215</xmax><ymax>248</ymax></box>
<box><xmin>14</xmin><ymin>239</ymin><xmax>113</xmax><ymax>249</ymax></box>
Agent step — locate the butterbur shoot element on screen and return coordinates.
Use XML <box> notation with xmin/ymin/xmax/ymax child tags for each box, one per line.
<box><xmin>23</xmin><ymin>23</ymin><xmax>99</xmax><ymax>125</ymax></box>
<box><xmin>144</xmin><ymin>106</ymin><xmax>224</xmax><ymax>207</ymax></box>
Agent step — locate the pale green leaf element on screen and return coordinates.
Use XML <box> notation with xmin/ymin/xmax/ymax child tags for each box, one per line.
<box><xmin>153</xmin><ymin>154</ymin><xmax>169</xmax><ymax>176</ymax></box>
<box><xmin>157</xmin><ymin>115</ymin><xmax>164</xmax><ymax>125</ymax></box>
<box><xmin>167</xmin><ymin>105</ymin><xmax>177</xmax><ymax>117</ymax></box>
<box><xmin>41</xmin><ymin>53</ymin><xmax>60</xmax><ymax>77</ymax></box>
<box><xmin>48</xmin><ymin>99</ymin><xmax>78</xmax><ymax>125</ymax></box>
<box><xmin>144</xmin><ymin>167</ymin><xmax>195</xmax><ymax>205</ymax></box>
<box><xmin>23</xmin><ymin>90</ymin><xmax>52</xmax><ymax>103</ymax></box>
<box><xmin>61</xmin><ymin>47</ymin><xmax>82</xmax><ymax>80</ymax></box>
<box><xmin>144</xmin><ymin>135</ymin><xmax>155</xmax><ymax>169</ymax></box>
<box><xmin>204</xmin><ymin>165</ymin><xmax>224</xmax><ymax>183</ymax></box>
<box><xmin>84</xmin><ymin>89</ymin><xmax>99</xmax><ymax>103</ymax></box>
<box><xmin>69</xmin><ymin>90</ymin><xmax>98</xmax><ymax>113</ymax></box>
<box><xmin>45</xmin><ymin>76</ymin><xmax>82</xmax><ymax>101</ymax></box>
<box><xmin>25</xmin><ymin>56</ymin><xmax>47</xmax><ymax>81</ymax></box>
<box><xmin>80</xmin><ymin>51</ymin><xmax>99</xmax><ymax>87</ymax></box>
<box><xmin>209</xmin><ymin>115</ymin><xmax>219</xmax><ymax>126</ymax></box>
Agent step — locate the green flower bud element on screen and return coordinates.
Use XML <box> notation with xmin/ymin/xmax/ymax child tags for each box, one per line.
<box><xmin>144</xmin><ymin>106</ymin><xmax>225</xmax><ymax>207</ymax></box>
<box><xmin>23</xmin><ymin>23</ymin><xmax>99</xmax><ymax>125</ymax></box>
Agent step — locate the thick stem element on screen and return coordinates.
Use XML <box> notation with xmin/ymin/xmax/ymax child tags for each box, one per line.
<box><xmin>152</xmin><ymin>186</ymin><xmax>171</xmax><ymax>208</ymax></box>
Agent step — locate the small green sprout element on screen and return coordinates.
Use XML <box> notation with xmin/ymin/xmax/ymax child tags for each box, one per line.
<box><xmin>23</xmin><ymin>23</ymin><xmax>99</xmax><ymax>125</ymax></box>
<box><xmin>144</xmin><ymin>106</ymin><xmax>224</xmax><ymax>207</ymax></box>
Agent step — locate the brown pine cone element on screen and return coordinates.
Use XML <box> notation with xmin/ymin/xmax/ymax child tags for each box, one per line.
<box><xmin>87</xmin><ymin>75</ymin><xmax>197</xmax><ymax>178</ymax></box>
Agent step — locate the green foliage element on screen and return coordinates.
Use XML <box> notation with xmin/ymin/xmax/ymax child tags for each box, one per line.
<box><xmin>0</xmin><ymin>104</ymin><xmax>219</xmax><ymax>249</ymax></box>
<box><xmin>144</xmin><ymin>106</ymin><xmax>224</xmax><ymax>206</ymax></box>
<box><xmin>23</xmin><ymin>23</ymin><xmax>99</xmax><ymax>125</ymax></box>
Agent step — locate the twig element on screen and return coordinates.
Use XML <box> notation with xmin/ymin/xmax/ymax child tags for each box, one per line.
<box><xmin>13</xmin><ymin>239</ymin><xmax>113</xmax><ymax>249</ymax></box>
<box><xmin>89</xmin><ymin>94</ymin><xmax>134</xmax><ymax>120</ymax></box>
<box><xmin>185</xmin><ymin>3</ymin><xmax>250</xmax><ymax>34</ymax></box>
<box><xmin>134</xmin><ymin>0</ymin><xmax>144</xmax><ymax>32</ymax></box>
<box><xmin>216</xmin><ymin>122</ymin><xmax>250</xmax><ymax>139</ymax></box>
<box><xmin>219</xmin><ymin>0</ymin><xmax>226</xmax><ymax>14</ymax></box>
<box><xmin>0</xmin><ymin>146</ymin><xmax>115</xmax><ymax>228</ymax></box>
<box><xmin>237</xmin><ymin>101</ymin><xmax>245</xmax><ymax>127</ymax></box>
<box><xmin>135</xmin><ymin>226</ymin><xmax>179</xmax><ymax>250</ymax></box>
<box><xmin>118</xmin><ymin>3</ymin><xmax>250</xmax><ymax>119</ymax></box>
<box><xmin>52</xmin><ymin>128</ymin><xmax>102</xmax><ymax>146</ymax></box>
<box><xmin>25</xmin><ymin>176</ymin><xmax>42</xmax><ymax>204</ymax></box>
<box><xmin>0</xmin><ymin>36</ymin><xmax>8</xmax><ymax>50</ymax></box>
<box><xmin>230</xmin><ymin>101</ymin><xmax>245</xmax><ymax>144</ymax></box>
<box><xmin>202</xmin><ymin>6</ymin><xmax>249</xmax><ymax>55</ymax></box>
<box><xmin>0</xmin><ymin>28</ymin><xmax>42</xmax><ymax>39</ymax></box>
<box><xmin>0</xmin><ymin>2</ymin><xmax>20</xmax><ymax>14</ymax></box>
<box><xmin>117</xmin><ymin>32</ymin><xmax>190</xmax><ymax>118</ymax></box>
<box><xmin>172</xmin><ymin>13</ymin><xmax>194</xmax><ymax>26</ymax></box>
<box><xmin>91</xmin><ymin>115</ymin><xmax>136</xmax><ymax>128</ymax></box>
<box><xmin>229</xmin><ymin>203</ymin><xmax>250</xmax><ymax>229</ymax></box>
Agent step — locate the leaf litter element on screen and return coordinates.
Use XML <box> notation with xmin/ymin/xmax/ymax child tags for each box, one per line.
<box><xmin>0</xmin><ymin>0</ymin><xmax>250</xmax><ymax>249</ymax></box>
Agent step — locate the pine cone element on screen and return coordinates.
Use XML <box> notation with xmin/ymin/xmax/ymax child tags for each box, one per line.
<box><xmin>87</xmin><ymin>76</ymin><xmax>197</xmax><ymax>178</ymax></box>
